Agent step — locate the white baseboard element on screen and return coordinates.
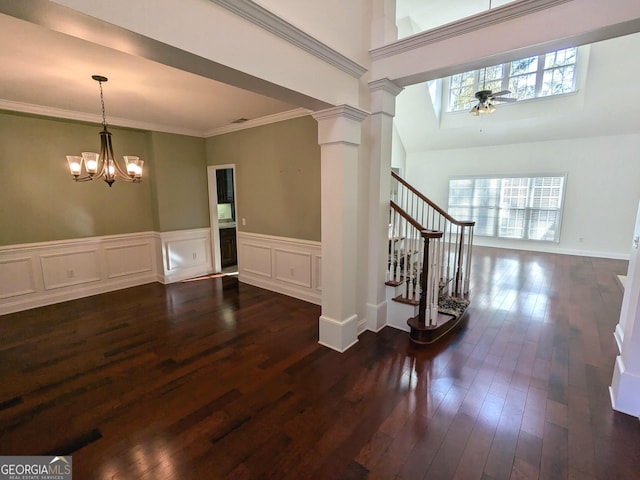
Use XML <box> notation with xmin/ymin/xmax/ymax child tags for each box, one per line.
<box><xmin>473</xmin><ymin>240</ymin><xmax>630</xmax><ymax>260</ymax></box>
<box><xmin>366</xmin><ymin>300</ymin><xmax>387</xmax><ymax>333</ymax></box>
<box><xmin>237</xmin><ymin>232</ymin><xmax>321</xmax><ymax>305</ymax></box>
<box><xmin>610</xmin><ymin>355</ymin><xmax>640</xmax><ymax>418</ymax></box>
<box><xmin>0</xmin><ymin>272</ymin><xmax>158</xmax><ymax>316</ymax></box>
<box><xmin>318</xmin><ymin>314</ymin><xmax>359</xmax><ymax>352</ymax></box>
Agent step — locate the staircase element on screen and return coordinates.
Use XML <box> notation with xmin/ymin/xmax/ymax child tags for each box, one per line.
<box><xmin>387</xmin><ymin>172</ymin><xmax>475</xmax><ymax>344</ymax></box>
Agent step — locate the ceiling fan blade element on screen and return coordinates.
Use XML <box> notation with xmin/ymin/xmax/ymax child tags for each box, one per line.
<box><xmin>491</xmin><ymin>90</ymin><xmax>511</xmax><ymax>97</ymax></box>
<box><xmin>493</xmin><ymin>97</ymin><xmax>517</xmax><ymax>103</ymax></box>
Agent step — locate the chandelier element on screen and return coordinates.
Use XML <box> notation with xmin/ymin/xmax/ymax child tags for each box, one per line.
<box><xmin>66</xmin><ymin>75</ymin><xmax>143</xmax><ymax>187</ymax></box>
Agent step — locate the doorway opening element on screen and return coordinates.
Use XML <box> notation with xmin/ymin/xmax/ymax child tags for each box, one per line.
<box><xmin>207</xmin><ymin>165</ymin><xmax>238</xmax><ymax>274</ymax></box>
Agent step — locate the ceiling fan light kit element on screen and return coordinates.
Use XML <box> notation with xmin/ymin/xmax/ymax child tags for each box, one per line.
<box><xmin>66</xmin><ymin>75</ymin><xmax>144</xmax><ymax>187</ymax></box>
<box><xmin>469</xmin><ymin>89</ymin><xmax>515</xmax><ymax>116</ymax></box>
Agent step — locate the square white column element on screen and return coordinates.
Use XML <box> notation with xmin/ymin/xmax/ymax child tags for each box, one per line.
<box><xmin>367</xmin><ymin>79</ymin><xmax>403</xmax><ymax>332</ymax></box>
<box><xmin>312</xmin><ymin>105</ymin><xmax>368</xmax><ymax>352</ymax></box>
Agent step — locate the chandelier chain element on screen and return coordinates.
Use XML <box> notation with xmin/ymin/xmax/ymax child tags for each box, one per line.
<box><xmin>98</xmin><ymin>80</ymin><xmax>107</xmax><ymax>129</ymax></box>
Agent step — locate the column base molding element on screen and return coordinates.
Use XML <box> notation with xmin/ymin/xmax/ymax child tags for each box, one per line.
<box><xmin>366</xmin><ymin>300</ymin><xmax>387</xmax><ymax>333</ymax></box>
<box><xmin>318</xmin><ymin>314</ymin><xmax>359</xmax><ymax>353</ymax></box>
<box><xmin>610</xmin><ymin>355</ymin><xmax>640</xmax><ymax>418</ymax></box>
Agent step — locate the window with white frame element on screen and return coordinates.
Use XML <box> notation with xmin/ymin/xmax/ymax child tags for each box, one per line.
<box><xmin>447</xmin><ymin>47</ymin><xmax>577</xmax><ymax>112</ymax></box>
<box><xmin>448</xmin><ymin>175</ymin><xmax>566</xmax><ymax>242</ymax></box>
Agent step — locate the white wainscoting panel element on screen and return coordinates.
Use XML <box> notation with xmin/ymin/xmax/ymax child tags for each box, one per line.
<box><xmin>0</xmin><ymin>232</ymin><xmax>159</xmax><ymax>316</ymax></box>
<box><xmin>238</xmin><ymin>232</ymin><xmax>321</xmax><ymax>305</ymax></box>
<box><xmin>105</xmin><ymin>243</ymin><xmax>153</xmax><ymax>279</ymax></box>
<box><xmin>160</xmin><ymin>228</ymin><xmax>213</xmax><ymax>283</ymax></box>
<box><xmin>40</xmin><ymin>250</ymin><xmax>101</xmax><ymax>290</ymax></box>
<box><xmin>0</xmin><ymin>257</ymin><xmax>36</xmax><ymax>299</ymax></box>
<box><xmin>274</xmin><ymin>249</ymin><xmax>312</xmax><ymax>288</ymax></box>
<box><xmin>243</xmin><ymin>243</ymin><xmax>272</xmax><ymax>277</ymax></box>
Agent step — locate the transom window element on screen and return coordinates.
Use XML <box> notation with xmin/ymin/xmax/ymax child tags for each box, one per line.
<box><xmin>448</xmin><ymin>175</ymin><xmax>566</xmax><ymax>242</ymax></box>
<box><xmin>447</xmin><ymin>47</ymin><xmax>577</xmax><ymax>112</ymax></box>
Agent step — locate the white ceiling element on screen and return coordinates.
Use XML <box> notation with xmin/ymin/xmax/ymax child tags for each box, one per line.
<box><xmin>0</xmin><ymin>13</ymin><xmax>301</xmax><ymax>138</ymax></box>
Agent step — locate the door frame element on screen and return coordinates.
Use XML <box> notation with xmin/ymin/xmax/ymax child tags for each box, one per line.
<box><xmin>207</xmin><ymin>164</ymin><xmax>237</xmax><ymax>273</ymax></box>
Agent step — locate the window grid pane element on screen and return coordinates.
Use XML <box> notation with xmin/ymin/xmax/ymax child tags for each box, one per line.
<box><xmin>449</xmin><ymin>71</ymin><xmax>477</xmax><ymax>111</ymax></box>
<box><xmin>509</xmin><ymin>73</ymin><xmax>537</xmax><ymax>99</ymax></box>
<box><xmin>499</xmin><ymin>208</ymin><xmax>526</xmax><ymax>238</ymax></box>
<box><xmin>448</xmin><ymin>175</ymin><xmax>565</xmax><ymax>242</ymax></box>
<box><xmin>510</xmin><ymin>56</ymin><xmax>538</xmax><ymax>75</ymax></box>
<box><xmin>541</xmin><ymin>65</ymin><xmax>576</xmax><ymax>96</ymax></box>
<box><xmin>528</xmin><ymin>210</ymin><xmax>559</xmax><ymax>241</ymax></box>
<box><xmin>544</xmin><ymin>47</ymin><xmax>577</xmax><ymax>69</ymax></box>
<box><xmin>446</xmin><ymin>47</ymin><xmax>577</xmax><ymax>112</ymax></box>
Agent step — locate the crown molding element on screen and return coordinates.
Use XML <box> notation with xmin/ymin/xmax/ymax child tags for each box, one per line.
<box><xmin>369</xmin><ymin>78</ymin><xmax>404</xmax><ymax>96</ymax></box>
<box><xmin>0</xmin><ymin>99</ymin><xmax>206</xmax><ymax>137</ymax></box>
<box><xmin>370</xmin><ymin>0</ymin><xmax>573</xmax><ymax>60</ymax></box>
<box><xmin>204</xmin><ymin>108</ymin><xmax>311</xmax><ymax>137</ymax></box>
<box><xmin>0</xmin><ymin>99</ymin><xmax>313</xmax><ymax>138</ymax></box>
<box><xmin>210</xmin><ymin>0</ymin><xmax>367</xmax><ymax>78</ymax></box>
<box><xmin>311</xmin><ymin>104</ymin><xmax>369</xmax><ymax>123</ymax></box>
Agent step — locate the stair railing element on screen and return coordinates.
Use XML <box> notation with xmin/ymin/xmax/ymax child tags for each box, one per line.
<box><xmin>391</xmin><ymin>172</ymin><xmax>475</xmax><ymax>298</ymax></box>
<box><xmin>389</xmin><ymin>201</ymin><xmax>443</xmax><ymax>327</ymax></box>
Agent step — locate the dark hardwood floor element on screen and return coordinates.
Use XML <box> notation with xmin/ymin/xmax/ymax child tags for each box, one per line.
<box><xmin>1</xmin><ymin>246</ymin><xmax>639</xmax><ymax>479</ymax></box>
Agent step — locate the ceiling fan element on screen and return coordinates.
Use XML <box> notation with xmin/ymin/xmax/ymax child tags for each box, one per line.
<box><xmin>469</xmin><ymin>89</ymin><xmax>516</xmax><ymax>116</ymax></box>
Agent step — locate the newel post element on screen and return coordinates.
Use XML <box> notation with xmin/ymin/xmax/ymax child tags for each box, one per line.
<box><xmin>407</xmin><ymin>229</ymin><xmax>443</xmax><ymax>344</ymax></box>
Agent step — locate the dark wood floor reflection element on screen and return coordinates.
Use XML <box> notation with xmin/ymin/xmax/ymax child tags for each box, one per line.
<box><xmin>1</xmin><ymin>247</ymin><xmax>639</xmax><ymax>479</ymax></box>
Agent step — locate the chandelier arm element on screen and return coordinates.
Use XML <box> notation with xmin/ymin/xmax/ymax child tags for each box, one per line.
<box><xmin>71</xmin><ymin>175</ymin><xmax>96</xmax><ymax>182</ymax></box>
<box><xmin>105</xmin><ymin>128</ymin><xmax>133</xmax><ymax>180</ymax></box>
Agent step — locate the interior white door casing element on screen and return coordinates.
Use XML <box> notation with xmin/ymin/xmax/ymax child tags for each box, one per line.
<box><xmin>207</xmin><ymin>164</ymin><xmax>237</xmax><ymax>273</ymax></box>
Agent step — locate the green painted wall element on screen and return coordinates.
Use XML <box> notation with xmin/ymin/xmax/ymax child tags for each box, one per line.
<box><xmin>206</xmin><ymin>116</ymin><xmax>321</xmax><ymax>241</ymax></box>
<box><xmin>146</xmin><ymin>132</ymin><xmax>209</xmax><ymax>232</ymax></box>
<box><xmin>0</xmin><ymin>112</ymin><xmax>210</xmax><ymax>246</ymax></box>
<box><xmin>0</xmin><ymin>112</ymin><xmax>155</xmax><ymax>245</ymax></box>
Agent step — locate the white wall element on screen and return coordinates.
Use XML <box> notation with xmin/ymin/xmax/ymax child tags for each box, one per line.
<box><xmin>405</xmin><ymin>133</ymin><xmax>640</xmax><ymax>259</ymax></box>
<box><xmin>257</xmin><ymin>0</ymin><xmax>373</xmax><ymax>66</ymax></box>
<box><xmin>392</xmin><ymin>124</ymin><xmax>407</xmax><ymax>172</ymax></box>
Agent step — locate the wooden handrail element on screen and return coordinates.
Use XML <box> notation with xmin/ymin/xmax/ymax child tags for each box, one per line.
<box><xmin>392</xmin><ymin>171</ymin><xmax>475</xmax><ymax>227</ymax></box>
<box><xmin>390</xmin><ymin>201</ymin><xmax>443</xmax><ymax>239</ymax></box>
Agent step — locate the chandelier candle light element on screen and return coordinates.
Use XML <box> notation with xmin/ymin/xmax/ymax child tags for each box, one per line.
<box><xmin>67</xmin><ymin>75</ymin><xmax>143</xmax><ymax>187</ymax></box>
